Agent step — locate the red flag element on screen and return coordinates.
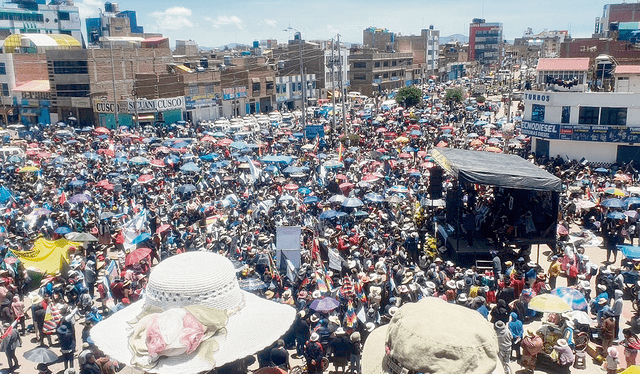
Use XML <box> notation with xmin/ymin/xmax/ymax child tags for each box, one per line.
<box><xmin>59</xmin><ymin>191</ymin><xmax>67</xmax><ymax>205</ymax></box>
<box><xmin>312</xmin><ymin>237</ymin><xmax>319</xmax><ymax>262</ymax></box>
<box><xmin>338</xmin><ymin>142</ymin><xmax>344</xmax><ymax>162</ymax></box>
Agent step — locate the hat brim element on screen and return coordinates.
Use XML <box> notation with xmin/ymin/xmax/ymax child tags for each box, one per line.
<box><xmin>361</xmin><ymin>323</ymin><xmax>506</xmax><ymax>374</ymax></box>
<box><xmin>91</xmin><ymin>291</ymin><xmax>296</xmax><ymax>374</ymax></box>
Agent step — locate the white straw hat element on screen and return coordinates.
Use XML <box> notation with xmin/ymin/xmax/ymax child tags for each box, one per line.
<box><xmin>90</xmin><ymin>252</ymin><xmax>296</xmax><ymax>374</ymax></box>
<box><xmin>361</xmin><ymin>298</ymin><xmax>500</xmax><ymax>374</ymax></box>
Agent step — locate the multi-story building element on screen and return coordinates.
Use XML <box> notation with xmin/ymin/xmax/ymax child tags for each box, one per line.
<box><xmin>323</xmin><ymin>40</ymin><xmax>350</xmax><ymax>96</ymax></box>
<box><xmin>46</xmin><ymin>37</ymin><xmax>176</xmax><ymax>127</ymax></box>
<box><xmin>0</xmin><ymin>0</ymin><xmax>82</xmax><ymax>42</ymax></box>
<box><xmin>219</xmin><ymin>56</ymin><xmax>275</xmax><ymax>118</ymax></box>
<box><xmin>395</xmin><ymin>26</ymin><xmax>440</xmax><ymax>75</ymax></box>
<box><xmin>86</xmin><ymin>1</ymin><xmax>157</xmax><ymax>45</ymax></box>
<box><xmin>514</xmin><ymin>29</ymin><xmax>570</xmax><ymax>58</ymax></box>
<box><xmin>275</xmin><ymin>74</ymin><xmax>317</xmax><ymax>111</ymax></box>
<box><xmin>272</xmin><ymin>33</ymin><xmax>323</xmax><ymax>104</ymax></box>
<box><xmin>363</xmin><ymin>27</ymin><xmax>395</xmax><ymax>53</ymax></box>
<box><xmin>347</xmin><ymin>49</ymin><xmax>413</xmax><ymax>96</ymax></box>
<box><xmin>521</xmin><ymin>61</ymin><xmax>640</xmax><ymax>164</ymax></box>
<box><xmin>595</xmin><ymin>2</ymin><xmax>640</xmax><ymax>37</ymax></box>
<box><xmin>468</xmin><ymin>18</ymin><xmax>503</xmax><ymax>71</ymax></box>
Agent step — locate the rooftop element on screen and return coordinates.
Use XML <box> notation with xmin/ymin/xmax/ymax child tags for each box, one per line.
<box><xmin>614</xmin><ymin>65</ymin><xmax>640</xmax><ymax>75</ymax></box>
<box><xmin>536</xmin><ymin>58</ymin><xmax>590</xmax><ymax>71</ymax></box>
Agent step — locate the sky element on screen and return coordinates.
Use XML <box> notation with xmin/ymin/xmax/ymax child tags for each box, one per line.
<box><xmin>74</xmin><ymin>0</ymin><xmax>607</xmax><ymax>48</ymax></box>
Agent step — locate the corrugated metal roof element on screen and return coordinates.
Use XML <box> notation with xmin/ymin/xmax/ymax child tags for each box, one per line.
<box><xmin>536</xmin><ymin>58</ymin><xmax>590</xmax><ymax>71</ymax></box>
<box><xmin>615</xmin><ymin>65</ymin><xmax>640</xmax><ymax>74</ymax></box>
<box><xmin>12</xmin><ymin>80</ymin><xmax>50</xmax><ymax>92</ymax></box>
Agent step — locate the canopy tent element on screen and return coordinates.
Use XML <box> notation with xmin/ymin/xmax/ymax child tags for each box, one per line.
<box><xmin>431</xmin><ymin>148</ymin><xmax>561</xmax><ymax>192</ymax></box>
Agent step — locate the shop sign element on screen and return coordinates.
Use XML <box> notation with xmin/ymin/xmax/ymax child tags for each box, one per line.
<box><xmin>127</xmin><ymin>96</ymin><xmax>185</xmax><ymax>113</ymax></box>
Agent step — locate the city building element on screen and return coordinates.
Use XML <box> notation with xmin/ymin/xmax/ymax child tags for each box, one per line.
<box><xmin>323</xmin><ymin>40</ymin><xmax>350</xmax><ymax>96</ymax></box>
<box><xmin>0</xmin><ymin>0</ymin><xmax>82</xmax><ymax>42</ymax></box>
<box><xmin>614</xmin><ymin>65</ymin><xmax>640</xmax><ymax>92</ymax></box>
<box><xmin>46</xmin><ymin>37</ymin><xmax>176</xmax><ymax>127</ymax></box>
<box><xmin>514</xmin><ymin>29</ymin><xmax>570</xmax><ymax>58</ymax></box>
<box><xmin>535</xmin><ymin>58</ymin><xmax>590</xmax><ymax>91</ymax></box>
<box><xmin>272</xmin><ymin>33</ymin><xmax>322</xmax><ymax>105</ymax></box>
<box><xmin>595</xmin><ymin>2</ymin><xmax>640</xmax><ymax>37</ymax></box>
<box><xmin>363</xmin><ymin>27</ymin><xmax>395</xmax><ymax>53</ymax></box>
<box><xmin>395</xmin><ymin>26</ymin><xmax>440</xmax><ymax>74</ymax></box>
<box><xmin>559</xmin><ymin>38</ymin><xmax>640</xmax><ymax>66</ymax></box>
<box><xmin>86</xmin><ymin>1</ymin><xmax>158</xmax><ymax>45</ymax></box>
<box><xmin>468</xmin><ymin>18</ymin><xmax>503</xmax><ymax>71</ymax></box>
<box><xmin>275</xmin><ymin>73</ymin><xmax>317</xmax><ymax>111</ymax></box>
<box><xmin>522</xmin><ymin>63</ymin><xmax>640</xmax><ymax>164</ymax></box>
<box><xmin>347</xmin><ymin>49</ymin><xmax>414</xmax><ymax>96</ymax></box>
<box><xmin>175</xmin><ymin>39</ymin><xmax>198</xmax><ymax>56</ymax></box>
<box><xmin>219</xmin><ymin>56</ymin><xmax>275</xmax><ymax>118</ymax></box>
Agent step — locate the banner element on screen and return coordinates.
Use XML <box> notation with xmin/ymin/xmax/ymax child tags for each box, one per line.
<box><xmin>276</xmin><ymin>226</ymin><xmax>301</xmax><ymax>250</ymax></box>
<box><xmin>11</xmin><ymin>238</ymin><xmax>79</xmax><ymax>274</ymax></box>
<box><xmin>328</xmin><ymin>247</ymin><xmax>342</xmax><ymax>271</ymax></box>
<box><xmin>127</xmin><ymin>96</ymin><xmax>186</xmax><ymax>113</ymax></box>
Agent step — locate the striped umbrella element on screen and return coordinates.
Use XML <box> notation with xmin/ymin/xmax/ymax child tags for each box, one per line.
<box><xmin>551</xmin><ymin>287</ymin><xmax>588</xmax><ymax>311</ymax></box>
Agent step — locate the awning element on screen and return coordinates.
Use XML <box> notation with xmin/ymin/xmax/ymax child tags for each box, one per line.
<box><xmin>251</xmin><ymin>78</ymin><xmax>260</xmax><ymax>83</ymax></box>
<box><xmin>175</xmin><ymin>65</ymin><xmax>193</xmax><ymax>73</ymax></box>
<box><xmin>265</xmin><ymin>77</ymin><xmax>274</xmax><ymax>82</ymax></box>
<box><xmin>12</xmin><ymin>80</ymin><xmax>50</xmax><ymax>92</ymax></box>
<box><xmin>134</xmin><ymin>115</ymin><xmax>155</xmax><ymax>121</ymax></box>
<box><xmin>431</xmin><ymin>148</ymin><xmax>561</xmax><ymax>192</ymax></box>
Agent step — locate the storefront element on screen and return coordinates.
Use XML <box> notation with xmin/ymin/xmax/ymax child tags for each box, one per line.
<box><xmin>11</xmin><ymin>80</ymin><xmax>52</xmax><ymax>125</ymax></box>
<box><xmin>94</xmin><ymin>96</ymin><xmax>186</xmax><ymax>129</ymax></box>
<box><xmin>185</xmin><ymin>93</ymin><xmax>222</xmax><ymax>122</ymax></box>
<box><xmin>221</xmin><ymin>86</ymin><xmax>247</xmax><ymax>118</ymax></box>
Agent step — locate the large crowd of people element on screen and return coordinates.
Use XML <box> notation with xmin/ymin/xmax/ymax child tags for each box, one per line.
<box><xmin>0</xmin><ymin>81</ymin><xmax>637</xmax><ymax>374</ymax></box>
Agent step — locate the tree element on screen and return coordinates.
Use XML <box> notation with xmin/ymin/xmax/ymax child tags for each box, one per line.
<box><xmin>475</xmin><ymin>95</ymin><xmax>486</xmax><ymax>103</ymax></box>
<box><xmin>445</xmin><ymin>88</ymin><xmax>465</xmax><ymax>103</ymax></box>
<box><xmin>395</xmin><ymin>86</ymin><xmax>422</xmax><ymax>108</ymax></box>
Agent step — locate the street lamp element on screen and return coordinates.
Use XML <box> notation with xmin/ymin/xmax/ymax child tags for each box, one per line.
<box><xmin>283</xmin><ymin>27</ymin><xmax>306</xmax><ymax>133</ymax></box>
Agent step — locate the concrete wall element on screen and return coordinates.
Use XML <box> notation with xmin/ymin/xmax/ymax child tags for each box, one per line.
<box><xmin>545</xmin><ymin>138</ymin><xmax>619</xmax><ymax>163</ymax></box>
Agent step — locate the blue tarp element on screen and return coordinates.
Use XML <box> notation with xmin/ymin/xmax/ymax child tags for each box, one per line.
<box><xmin>619</xmin><ymin>245</ymin><xmax>640</xmax><ymax>259</ymax></box>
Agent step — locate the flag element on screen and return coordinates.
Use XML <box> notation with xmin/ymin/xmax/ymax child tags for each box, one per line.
<box><xmin>315</xmin><ymin>271</ymin><xmax>328</xmax><ymax>293</ymax></box>
<box><xmin>0</xmin><ymin>320</ymin><xmax>16</xmax><ymax>340</ymax></box>
<box><xmin>338</xmin><ymin>142</ymin><xmax>344</xmax><ymax>162</ymax></box>
<box><xmin>344</xmin><ymin>300</ymin><xmax>357</xmax><ymax>328</ymax></box>
<box><xmin>355</xmin><ymin>279</ymin><xmax>367</xmax><ymax>303</ymax></box>
<box><xmin>248</xmin><ymin>159</ymin><xmax>261</xmax><ymax>184</ymax></box>
<box><xmin>312</xmin><ymin>237</ymin><xmax>320</xmax><ymax>263</ymax></box>
<box><xmin>59</xmin><ymin>191</ymin><xmax>67</xmax><ymax>205</ymax></box>
<box><xmin>313</xmin><ymin>134</ymin><xmax>320</xmax><ymax>153</ymax></box>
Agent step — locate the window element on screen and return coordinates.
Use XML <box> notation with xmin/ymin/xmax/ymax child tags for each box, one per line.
<box><xmin>578</xmin><ymin>106</ymin><xmax>599</xmax><ymax>125</ymax></box>
<box><xmin>374</xmin><ymin>62</ymin><xmax>380</xmax><ymax>68</ymax></box>
<box><xmin>391</xmin><ymin>61</ymin><xmax>397</xmax><ymax>66</ymax></box>
<box><xmin>353</xmin><ymin>75</ymin><xmax>366</xmax><ymax>80</ymax></box>
<box><xmin>54</xmin><ymin>84</ymin><xmax>90</xmax><ymax>97</ymax></box>
<box><xmin>561</xmin><ymin>106</ymin><xmax>570</xmax><ymax>124</ymax></box>
<box><xmin>297</xmin><ymin>82</ymin><xmax>301</xmax><ymax>91</ymax></box>
<box><xmin>58</xmin><ymin>11</ymin><xmax>70</xmax><ymax>21</ymax></box>
<box><xmin>53</xmin><ymin>60</ymin><xmax>88</xmax><ymax>74</ymax></box>
<box><xmin>353</xmin><ymin>62</ymin><xmax>366</xmax><ymax>69</ymax></box>
<box><xmin>383</xmin><ymin>61</ymin><xmax>389</xmax><ymax>67</ymax></box>
<box><xmin>252</xmin><ymin>82</ymin><xmax>260</xmax><ymax>92</ymax></box>
<box><xmin>383</xmin><ymin>73</ymin><xmax>389</xmax><ymax>78</ymax></box>
<box><xmin>1</xmin><ymin>84</ymin><xmax>8</xmax><ymax>97</ymax></box>
<box><xmin>531</xmin><ymin>104</ymin><xmax>545</xmax><ymax>122</ymax></box>
<box><xmin>0</xmin><ymin>63</ymin><xmax>5</xmax><ymax>75</ymax></box>
<box><xmin>205</xmin><ymin>85</ymin><xmax>214</xmax><ymax>94</ymax></box>
<box><xmin>189</xmin><ymin>85</ymin><xmax>198</xmax><ymax>96</ymax></box>
<box><xmin>600</xmin><ymin>107</ymin><xmax>627</xmax><ymax>126</ymax></box>
<box><xmin>265</xmin><ymin>81</ymin><xmax>274</xmax><ymax>90</ymax></box>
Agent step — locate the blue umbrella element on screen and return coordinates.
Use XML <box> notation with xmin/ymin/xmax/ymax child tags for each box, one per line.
<box><xmin>131</xmin><ymin>233</ymin><xmax>151</xmax><ymax>245</ymax></box>
<box><xmin>601</xmin><ymin>198</ymin><xmax>625</xmax><ymax>208</ymax></box>
<box><xmin>298</xmin><ymin>187</ymin><xmax>311</xmax><ymax>195</ymax></box>
<box><xmin>279</xmin><ymin>195</ymin><xmax>296</xmax><ymax>202</ymax></box>
<box><xmin>323</xmin><ymin>160</ymin><xmax>344</xmax><ymax>169</ymax></box>
<box><xmin>83</xmin><ymin>152</ymin><xmax>100</xmax><ymax>161</ymax></box>
<box><xmin>69</xmin><ymin>194</ymin><xmax>91</xmax><ymax>203</ymax></box>
<box><xmin>304</xmin><ymin>196</ymin><xmax>319</xmax><ymax>204</ymax></box>
<box><xmin>200</xmin><ymin>153</ymin><xmax>220</xmax><ymax>161</ymax></box>
<box><xmin>130</xmin><ymin>156</ymin><xmax>150</xmax><ymax>165</ymax></box>
<box><xmin>319</xmin><ymin>210</ymin><xmax>341</xmax><ymax>219</ymax></box>
<box><xmin>619</xmin><ymin>245</ymin><xmax>640</xmax><ymax>259</ymax></box>
<box><xmin>68</xmin><ymin>180</ymin><xmax>86</xmax><ymax>187</ymax></box>
<box><xmin>8</xmin><ymin>155</ymin><xmax>22</xmax><ymax>163</ymax></box>
<box><xmin>177</xmin><ymin>184</ymin><xmax>196</xmax><ymax>194</ymax></box>
<box><xmin>54</xmin><ymin>226</ymin><xmax>71</xmax><ymax>235</ymax></box>
<box><xmin>388</xmin><ymin>185</ymin><xmax>409</xmax><ymax>194</ymax></box>
<box><xmin>237</xmin><ymin>277</ymin><xmax>267</xmax><ymax>292</ymax></box>
<box><xmin>165</xmin><ymin>154</ymin><xmax>180</xmax><ymax>165</ymax></box>
<box><xmin>606</xmin><ymin>211</ymin><xmax>627</xmax><ymax>220</ymax></box>
<box><xmin>342</xmin><ymin>197</ymin><xmax>364</xmax><ymax>208</ymax></box>
<box><xmin>230</xmin><ymin>141</ymin><xmax>248</xmax><ymax>150</ymax></box>
<box><xmin>114</xmin><ymin>157</ymin><xmax>128</xmax><ymax>164</ymax></box>
<box><xmin>180</xmin><ymin>162</ymin><xmax>201</xmax><ymax>172</ymax></box>
<box><xmin>625</xmin><ymin>197</ymin><xmax>640</xmax><ymax>207</ymax></box>
<box><xmin>595</xmin><ymin>167</ymin><xmax>609</xmax><ymax>173</ymax></box>
<box><xmin>309</xmin><ymin>297</ymin><xmax>340</xmax><ymax>312</ymax></box>
<box><xmin>172</xmin><ymin>141</ymin><xmax>188</xmax><ymax>149</ymax></box>
<box><xmin>551</xmin><ymin>287</ymin><xmax>588</xmax><ymax>311</ymax></box>
<box><xmin>409</xmin><ymin>130</ymin><xmax>422</xmax><ymax>136</ymax></box>
<box><xmin>364</xmin><ymin>192</ymin><xmax>385</xmax><ymax>203</ymax></box>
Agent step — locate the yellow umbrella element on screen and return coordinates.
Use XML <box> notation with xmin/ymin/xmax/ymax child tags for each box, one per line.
<box><xmin>395</xmin><ymin>136</ymin><xmax>409</xmax><ymax>143</ymax></box>
<box><xmin>19</xmin><ymin>165</ymin><xmax>40</xmax><ymax>173</ymax></box>
<box><xmin>622</xmin><ymin>366</ymin><xmax>640</xmax><ymax>374</ymax></box>
<box><xmin>528</xmin><ymin>294</ymin><xmax>572</xmax><ymax>313</ymax></box>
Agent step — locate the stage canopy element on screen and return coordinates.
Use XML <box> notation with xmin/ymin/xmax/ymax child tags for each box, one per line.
<box><xmin>431</xmin><ymin>148</ymin><xmax>562</xmax><ymax>192</ymax></box>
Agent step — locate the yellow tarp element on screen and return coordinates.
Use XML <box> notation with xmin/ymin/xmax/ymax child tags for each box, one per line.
<box><xmin>622</xmin><ymin>366</ymin><xmax>640</xmax><ymax>374</ymax></box>
<box><xmin>11</xmin><ymin>238</ymin><xmax>79</xmax><ymax>274</ymax></box>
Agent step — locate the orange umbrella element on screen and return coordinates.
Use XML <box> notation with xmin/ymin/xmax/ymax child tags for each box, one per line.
<box><xmin>470</xmin><ymin>139</ymin><xmax>483</xmax><ymax>147</ymax></box>
<box><xmin>485</xmin><ymin>146</ymin><xmax>503</xmax><ymax>153</ymax></box>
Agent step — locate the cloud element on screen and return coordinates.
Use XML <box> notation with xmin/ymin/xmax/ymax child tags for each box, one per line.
<box><xmin>151</xmin><ymin>7</ymin><xmax>193</xmax><ymax>31</ymax></box>
<box><xmin>326</xmin><ymin>25</ymin><xmax>340</xmax><ymax>35</ymax></box>
<box><xmin>261</xmin><ymin>19</ymin><xmax>278</xmax><ymax>28</ymax></box>
<box><xmin>76</xmin><ymin>0</ymin><xmax>102</xmax><ymax>19</ymax></box>
<box><xmin>205</xmin><ymin>15</ymin><xmax>244</xmax><ymax>30</ymax></box>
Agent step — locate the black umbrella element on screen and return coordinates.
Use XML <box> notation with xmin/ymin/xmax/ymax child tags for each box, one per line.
<box><xmin>23</xmin><ymin>346</ymin><xmax>58</xmax><ymax>364</ymax></box>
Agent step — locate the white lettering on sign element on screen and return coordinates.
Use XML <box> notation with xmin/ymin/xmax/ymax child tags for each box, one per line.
<box><xmin>520</xmin><ymin>121</ymin><xmax>558</xmax><ymax>138</ymax></box>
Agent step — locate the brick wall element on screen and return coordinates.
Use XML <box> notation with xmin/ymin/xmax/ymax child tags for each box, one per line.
<box><xmin>13</xmin><ymin>54</ymin><xmax>48</xmax><ymax>84</ymax></box>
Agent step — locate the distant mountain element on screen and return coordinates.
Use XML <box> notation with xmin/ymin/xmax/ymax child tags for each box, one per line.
<box><xmin>439</xmin><ymin>34</ymin><xmax>468</xmax><ymax>45</ymax></box>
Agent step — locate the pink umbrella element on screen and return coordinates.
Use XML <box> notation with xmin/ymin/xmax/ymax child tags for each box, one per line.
<box><xmin>138</xmin><ymin>174</ymin><xmax>154</xmax><ymax>184</ymax></box>
<box><xmin>150</xmin><ymin>159</ymin><xmax>166</xmax><ymax>168</ymax></box>
<box><xmin>283</xmin><ymin>183</ymin><xmax>299</xmax><ymax>191</ymax></box>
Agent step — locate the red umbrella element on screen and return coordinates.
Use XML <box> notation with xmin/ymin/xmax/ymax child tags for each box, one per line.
<box><xmin>440</xmin><ymin>126</ymin><xmax>454</xmax><ymax>131</ymax></box>
<box><xmin>96</xmin><ymin>179</ymin><xmax>110</xmax><ymax>187</ymax></box>
<box><xmin>150</xmin><ymin>159</ymin><xmax>166</xmax><ymax>168</ymax></box>
<box><xmin>155</xmin><ymin>146</ymin><xmax>171</xmax><ymax>154</ymax></box>
<box><xmin>398</xmin><ymin>153</ymin><xmax>412</xmax><ymax>159</ymax></box>
<box><xmin>4</xmin><ymin>257</ymin><xmax>17</xmax><ymax>265</ymax></box>
<box><xmin>436</xmin><ymin>141</ymin><xmax>448</xmax><ymax>148</ymax></box>
<box><xmin>138</xmin><ymin>174</ymin><xmax>154</xmax><ymax>183</ymax></box>
<box><xmin>375</xmin><ymin>148</ymin><xmax>387</xmax><ymax>153</ymax></box>
<box><xmin>94</xmin><ymin>127</ymin><xmax>111</xmax><ymax>135</ymax></box>
<box><xmin>336</xmin><ymin>174</ymin><xmax>348</xmax><ymax>180</ymax></box>
<box><xmin>485</xmin><ymin>146</ymin><xmax>503</xmax><ymax>153</ymax></box>
<box><xmin>375</xmin><ymin>127</ymin><xmax>388</xmax><ymax>133</ymax></box>
<box><xmin>156</xmin><ymin>224</ymin><xmax>171</xmax><ymax>234</ymax></box>
<box><xmin>200</xmin><ymin>135</ymin><xmax>215</xmax><ymax>142</ymax></box>
<box><xmin>339</xmin><ymin>182</ymin><xmax>355</xmax><ymax>191</ymax></box>
<box><xmin>97</xmin><ymin>148</ymin><xmax>114</xmax><ymax>157</ymax></box>
<box><xmin>421</xmin><ymin>161</ymin><xmax>435</xmax><ymax>169</ymax></box>
<box><xmin>557</xmin><ymin>224</ymin><xmax>569</xmax><ymax>236</ymax></box>
<box><xmin>283</xmin><ymin>183</ymin><xmax>299</xmax><ymax>191</ymax></box>
<box><xmin>416</xmin><ymin>150</ymin><xmax>427</xmax><ymax>158</ymax></box>
<box><xmin>218</xmin><ymin>138</ymin><xmax>233</xmax><ymax>146</ymax></box>
<box><xmin>125</xmin><ymin>247</ymin><xmax>152</xmax><ymax>266</ymax></box>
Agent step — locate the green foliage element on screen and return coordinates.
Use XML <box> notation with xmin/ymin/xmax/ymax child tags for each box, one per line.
<box><xmin>339</xmin><ymin>133</ymin><xmax>361</xmax><ymax>145</ymax></box>
<box><xmin>475</xmin><ymin>95</ymin><xmax>486</xmax><ymax>103</ymax></box>
<box><xmin>445</xmin><ymin>88</ymin><xmax>465</xmax><ymax>103</ymax></box>
<box><xmin>395</xmin><ymin>86</ymin><xmax>422</xmax><ymax>107</ymax></box>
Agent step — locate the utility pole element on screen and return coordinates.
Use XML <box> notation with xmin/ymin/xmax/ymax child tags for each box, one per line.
<box><xmin>337</xmin><ymin>34</ymin><xmax>347</xmax><ymax>135</ymax></box>
<box><xmin>130</xmin><ymin>60</ymin><xmax>139</xmax><ymax>129</ymax></box>
<box><xmin>299</xmin><ymin>32</ymin><xmax>306</xmax><ymax>133</ymax></box>
<box><xmin>110</xmin><ymin>42</ymin><xmax>119</xmax><ymax>129</ymax></box>
<box><xmin>330</xmin><ymin>37</ymin><xmax>337</xmax><ymax>134</ymax></box>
